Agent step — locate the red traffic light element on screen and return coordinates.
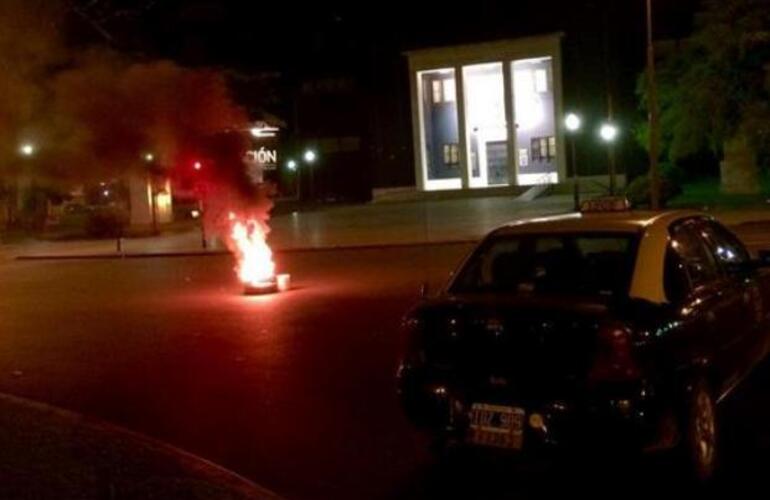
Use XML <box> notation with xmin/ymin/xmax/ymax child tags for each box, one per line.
<box><xmin>193</xmin><ymin>161</ymin><xmax>202</xmax><ymax>171</ymax></box>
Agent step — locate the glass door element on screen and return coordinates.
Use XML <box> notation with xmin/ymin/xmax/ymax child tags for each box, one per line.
<box><xmin>462</xmin><ymin>62</ymin><xmax>509</xmax><ymax>188</ymax></box>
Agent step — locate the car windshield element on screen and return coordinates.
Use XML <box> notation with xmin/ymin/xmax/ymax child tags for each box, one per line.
<box><xmin>451</xmin><ymin>232</ymin><xmax>639</xmax><ymax>298</ymax></box>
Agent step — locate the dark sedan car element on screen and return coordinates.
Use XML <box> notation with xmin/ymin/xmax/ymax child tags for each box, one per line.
<box><xmin>397</xmin><ymin>208</ymin><xmax>770</xmax><ymax>481</ymax></box>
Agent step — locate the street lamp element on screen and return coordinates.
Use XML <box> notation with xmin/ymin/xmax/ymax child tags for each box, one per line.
<box><xmin>599</xmin><ymin>123</ymin><xmax>618</xmax><ymax>143</ymax></box>
<box><xmin>19</xmin><ymin>143</ymin><xmax>35</xmax><ymax>157</ymax></box>
<box><xmin>564</xmin><ymin>113</ymin><xmax>582</xmax><ymax>211</ymax></box>
<box><xmin>303</xmin><ymin>149</ymin><xmax>317</xmax><ymax>163</ymax></box>
<box><xmin>143</xmin><ymin>152</ymin><xmax>155</xmax><ymax>163</ymax></box>
<box><xmin>303</xmin><ymin>149</ymin><xmax>318</xmax><ymax>200</ymax></box>
<box><xmin>599</xmin><ymin>123</ymin><xmax>619</xmax><ymax>195</ymax></box>
<box><xmin>565</xmin><ymin>113</ymin><xmax>582</xmax><ymax>133</ymax></box>
<box><xmin>286</xmin><ymin>159</ymin><xmax>300</xmax><ymax>200</ymax></box>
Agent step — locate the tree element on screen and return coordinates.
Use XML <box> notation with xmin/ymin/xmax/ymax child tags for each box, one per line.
<box><xmin>639</xmin><ymin>0</ymin><xmax>770</xmax><ymax>194</ymax></box>
<box><xmin>0</xmin><ymin>0</ymin><xmax>252</xmax><ymax>231</ymax></box>
<box><xmin>0</xmin><ymin>0</ymin><xmax>68</xmax><ymax>226</ymax></box>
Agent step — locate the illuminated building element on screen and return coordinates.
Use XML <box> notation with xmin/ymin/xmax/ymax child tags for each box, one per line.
<box><xmin>405</xmin><ymin>34</ymin><xmax>566</xmax><ymax>193</ymax></box>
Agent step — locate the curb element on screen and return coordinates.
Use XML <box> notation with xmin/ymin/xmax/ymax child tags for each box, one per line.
<box><xmin>16</xmin><ymin>251</ymin><xmax>229</xmax><ymax>261</ymax></box>
<box><xmin>14</xmin><ymin>239</ymin><xmax>480</xmax><ymax>261</ymax></box>
<box><xmin>0</xmin><ymin>392</ymin><xmax>282</xmax><ymax>499</ymax></box>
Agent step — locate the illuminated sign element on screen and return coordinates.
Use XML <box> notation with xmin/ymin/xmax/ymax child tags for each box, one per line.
<box><xmin>245</xmin><ymin>148</ymin><xmax>278</xmax><ymax>170</ymax></box>
<box><xmin>244</xmin><ymin>147</ymin><xmax>279</xmax><ymax>184</ymax></box>
<box><xmin>250</xmin><ymin>122</ymin><xmax>280</xmax><ymax>138</ymax></box>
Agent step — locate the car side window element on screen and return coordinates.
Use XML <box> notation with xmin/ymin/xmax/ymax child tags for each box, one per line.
<box><xmin>669</xmin><ymin>222</ymin><xmax>721</xmax><ymax>291</ymax></box>
<box><xmin>699</xmin><ymin>221</ymin><xmax>751</xmax><ymax>269</ymax></box>
<box><xmin>664</xmin><ymin>246</ymin><xmax>691</xmax><ymax>303</ymax></box>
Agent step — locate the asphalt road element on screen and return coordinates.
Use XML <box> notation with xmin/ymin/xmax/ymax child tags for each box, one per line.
<box><xmin>2</xmin><ymin>243</ymin><xmax>770</xmax><ymax>499</ymax></box>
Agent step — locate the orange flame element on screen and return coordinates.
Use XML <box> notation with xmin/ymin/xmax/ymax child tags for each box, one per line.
<box><xmin>228</xmin><ymin>213</ymin><xmax>275</xmax><ymax>286</ymax></box>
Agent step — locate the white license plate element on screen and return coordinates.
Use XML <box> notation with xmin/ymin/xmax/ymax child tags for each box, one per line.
<box><xmin>468</xmin><ymin>403</ymin><xmax>525</xmax><ymax>450</ymax></box>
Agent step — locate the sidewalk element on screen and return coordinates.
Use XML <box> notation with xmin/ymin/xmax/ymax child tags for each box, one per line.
<box><xmin>4</xmin><ymin>195</ymin><xmax>770</xmax><ymax>259</ymax></box>
<box><xmin>0</xmin><ymin>392</ymin><xmax>278</xmax><ymax>499</ymax></box>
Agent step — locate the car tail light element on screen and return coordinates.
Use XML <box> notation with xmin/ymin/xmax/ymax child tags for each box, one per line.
<box><xmin>589</xmin><ymin>322</ymin><xmax>640</xmax><ymax>383</ymax></box>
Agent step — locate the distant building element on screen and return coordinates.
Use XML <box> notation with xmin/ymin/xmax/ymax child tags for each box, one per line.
<box><xmin>404</xmin><ymin>34</ymin><xmax>567</xmax><ymax>195</ymax></box>
<box><xmin>128</xmin><ymin>174</ymin><xmax>173</xmax><ymax>229</ymax></box>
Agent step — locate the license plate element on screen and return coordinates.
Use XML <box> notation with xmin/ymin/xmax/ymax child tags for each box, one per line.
<box><xmin>468</xmin><ymin>403</ymin><xmax>525</xmax><ymax>450</ymax></box>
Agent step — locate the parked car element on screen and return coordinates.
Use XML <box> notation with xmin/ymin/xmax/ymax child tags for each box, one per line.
<box><xmin>397</xmin><ymin>203</ymin><xmax>770</xmax><ymax>481</ymax></box>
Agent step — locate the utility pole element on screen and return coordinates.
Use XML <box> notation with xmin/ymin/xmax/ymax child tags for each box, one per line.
<box><xmin>647</xmin><ymin>0</ymin><xmax>661</xmax><ymax>210</ymax></box>
<box><xmin>607</xmin><ymin>94</ymin><xmax>617</xmax><ymax>195</ymax></box>
<box><xmin>603</xmin><ymin>2</ymin><xmax>617</xmax><ymax>196</ymax></box>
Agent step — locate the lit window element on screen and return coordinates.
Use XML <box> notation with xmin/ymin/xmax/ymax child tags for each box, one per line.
<box><xmin>443</xmin><ymin>144</ymin><xmax>460</xmax><ymax>166</ymax></box>
<box><xmin>443</xmin><ymin>78</ymin><xmax>456</xmax><ymax>102</ymax></box>
<box><xmin>519</xmin><ymin>148</ymin><xmax>529</xmax><ymax>167</ymax></box>
<box><xmin>432</xmin><ymin>80</ymin><xmax>442</xmax><ymax>104</ymax></box>
<box><xmin>531</xmin><ymin>136</ymin><xmax>556</xmax><ymax>162</ymax></box>
<box><xmin>535</xmin><ymin>69</ymin><xmax>548</xmax><ymax>93</ymax></box>
<box><xmin>548</xmin><ymin>136</ymin><xmax>557</xmax><ymax>159</ymax></box>
<box><xmin>531</xmin><ymin>138</ymin><xmax>542</xmax><ymax>162</ymax></box>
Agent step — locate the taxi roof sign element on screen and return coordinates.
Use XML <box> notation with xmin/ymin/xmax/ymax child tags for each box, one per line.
<box><xmin>580</xmin><ymin>197</ymin><xmax>631</xmax><ymax>213</ymax></box>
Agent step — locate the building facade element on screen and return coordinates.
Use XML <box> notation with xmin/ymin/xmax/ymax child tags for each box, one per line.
<box><xmin>407</xmin><ymin>34</ymin><xmax>566</xmax><ymax>193</ymax></box>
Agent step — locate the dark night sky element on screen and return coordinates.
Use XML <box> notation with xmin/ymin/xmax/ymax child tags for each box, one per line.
<box><xmin>77</xmin><ymin>0</ymin><xmax>701</xmax><ymax>72</ymax></box>
<box><xmin>68</xmin><ymin>1</ymin><xmax>704</xmax><ymax>190</ymax></box>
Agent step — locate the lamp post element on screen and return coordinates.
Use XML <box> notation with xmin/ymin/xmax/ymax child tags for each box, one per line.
<box><xmin>191</xmin><ymin>160</ymin><xmax>207</xmax><ymax>249</ymax></box>
<box><xmin>286</xmin><ymin>159</ymin><xmax>300</xmax><ymax>200</ymax></box>
<box><xmin>303</xmin><ymin>149</ymin><xmax>317</xmax><ymax>201</ymax></box>
<box><xmin>599</xmin><ymin>123</ymin><xmax>619</xmax><ymax>195</ymax></box>
<box><xmin>565</xmin><ymin>113</ymin><xmax>582</xmax><ymax>211</ymax></box>
<box><xmin>13</xmin><ymin>142</ymin><xmax>36</xmax><ymax>229</ymax></box>
<box><xmin>647</xmin><ymin>0</ymin><xmax>661</xmax><ymax>210</ymax></box>
<box><xmin>143</xmin><ymin>152</ymin><xmax>158</xmax><ymax>234</ymax></box>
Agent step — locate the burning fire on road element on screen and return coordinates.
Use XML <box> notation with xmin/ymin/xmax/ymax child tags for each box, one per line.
<box><xmin>227</xmin><ymin>212</ymin><xmax>290</xmax><ymax>295</ymax></box>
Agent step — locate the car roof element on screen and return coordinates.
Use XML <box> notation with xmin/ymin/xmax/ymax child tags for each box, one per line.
<box><xmin>490</xmin><ymin>210</ymin><xmax>707</xmax><ymax>236</ymax></box>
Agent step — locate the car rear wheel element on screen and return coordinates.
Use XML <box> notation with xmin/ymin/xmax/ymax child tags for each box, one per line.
<box><xmin>681</xmin><ymin>379</ymin><xmax>718</xmax><ymax>483</ymax></box>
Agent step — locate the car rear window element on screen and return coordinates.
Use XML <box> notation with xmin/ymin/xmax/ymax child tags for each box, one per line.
<box><xmin>451</xmin><ymin>232</ymin><xmax>639</xmax><ymax>298</ymax></box>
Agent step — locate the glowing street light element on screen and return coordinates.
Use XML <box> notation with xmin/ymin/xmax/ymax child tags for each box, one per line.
<box><xmin>19</xmin><ymin>143</ymin><xmax>35</xmax><ymax>157</ymax></box>
<box><xmin>564</xmin><ymin>113</ymin><xmax>582</xmax><ymax>211</ymax></box>
<box><xmin>144</xmin><ymin>152</ymin><xmax>155</xmax><ymax>163</ymax></box>
<box><xmin>286</xmin><ymin>159</ymin><xmax>298</xmax><ymax>171</ymax></box>
<box><xmin>102</xmin><ymin>189</ymin><xmax>110</xmax><ymax>197</ymax></box>
<box><xmin>303</xmin><ymin>149</ymin><xmax>318</xmax><ymax>200</ymax></box>
<box><xmin>303</xmin><ymin>149</ymin><xmax>317</xmax><ymax>163</ymax></box>
<box><xmin>599</xmin><ymin>123</ymin><xmax>619</xmax><ymax>143</ymax></box>
<box><xmin>565</xmin><ymin>113</ymin><xmax>582</xmax><ymax>133</ymax></box>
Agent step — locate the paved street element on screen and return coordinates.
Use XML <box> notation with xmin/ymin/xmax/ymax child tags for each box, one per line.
<box><xmin>0</xmin><ymin>246</ymin><xmax>469</xmax><ymax>500</ymax></box>
<box><xmin>2</xmin><ymin>244</ymin><xmax>770</xmax><ymax>498</ymax></box>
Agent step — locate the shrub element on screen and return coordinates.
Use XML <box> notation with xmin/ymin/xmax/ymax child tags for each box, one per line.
<box><xmin>625</xmin><ymin>166</ymin><xmax>684</xmax><ymax>208</ymax></box>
